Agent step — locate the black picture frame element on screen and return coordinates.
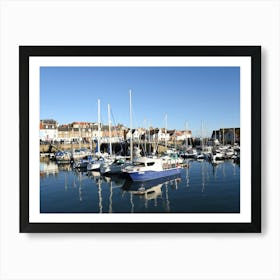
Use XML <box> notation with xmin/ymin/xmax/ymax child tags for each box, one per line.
<box><xmin>20</xmin><ymin>46</ymin><xmax>261</xmax><ymax>233</ymax></box>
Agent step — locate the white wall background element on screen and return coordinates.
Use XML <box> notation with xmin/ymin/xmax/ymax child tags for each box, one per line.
<box><xmin>0</xmin><ymin>0</ymin><xmax>279</xmax><ymax>279</ymax></box>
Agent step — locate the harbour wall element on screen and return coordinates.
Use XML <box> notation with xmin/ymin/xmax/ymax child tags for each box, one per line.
<box><xmin>40</xmin><ymin>141</ymin><xmax>183</xmax><ymax>155</ymax></box>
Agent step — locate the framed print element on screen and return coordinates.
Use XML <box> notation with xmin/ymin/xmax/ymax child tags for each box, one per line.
<box><xmin>19</xmin><ymin>46</ymin><xmax>261</xmax><ymax>233</ymax></box>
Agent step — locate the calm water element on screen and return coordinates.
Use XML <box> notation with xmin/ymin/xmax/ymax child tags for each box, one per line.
<box><xmin>40</xmin><ymin>159</ymin><xmax>240</xmax><ymax>213</ymax></box>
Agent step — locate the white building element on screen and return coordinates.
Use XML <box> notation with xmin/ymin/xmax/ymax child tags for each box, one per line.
<box><xmin>153</xmin><ymin>129</ymin><xmax>170</xmax><ymax>141</ymax></box>
<box><xmin>40</xmin><ymin>120</ymin><xmax>58</xmax><ymax>141</ymax></box>
<box><xmin>126</xmin><ymin>129</ymin><xmax>143</xmax><ymax>141</ymax></box>
<box><xmin>175</xmin><ymin>130</ymin><xmax>192</xmax><ymax>141</ymax></box>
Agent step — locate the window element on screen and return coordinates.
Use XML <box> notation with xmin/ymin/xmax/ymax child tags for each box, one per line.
<box><xmin>134</xmin><ymin>162</ymin><xmax>145</xmax><ymax>167</ymax></box>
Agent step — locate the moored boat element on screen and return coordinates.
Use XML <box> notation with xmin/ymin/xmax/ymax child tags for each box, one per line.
<box><xmin>73</xmin><ymin>155</ymin><xmax>93</xmax><ymax>169</ymax></box>
<box><xmin>122</xmin><ymin>156</ymin><xmax>182</xmax><ymax>181</ymax></box>
<box><xmin>87</xmin><ymin>157</ymin><xmax>106</xmax><ymax>171</ymax></box>
<box><xmin>55</xmin><ymin>150</ymin><xmax>72</xmax><ymax>163</ymax></box>
<box><xmin>71</xmin><ymin>148</ymin><xmax>92</xmax><ymax>161</ymax></box>
<box><xmin>196</xmin><ymin>153</ymin><xmax>205</xmax><ymax>160</ymax></box>
<box><xmin>161</xmin><ymin>149</ymin><xmax>183</xmax><ymax>165</ymax></box>
<box><xmin>100</xmin><ymin>157</ymin><xmax>129</xmax><ymax>175</ymax></box>
<box><xmin>209</xmin><ymin>151</ymin><xmax>225</xmax><ymax>164</ymax></box>
<box><xmin>180</xmin><ymin>148</ymin><xmax>197</xmax><ymax>159</ymax></box>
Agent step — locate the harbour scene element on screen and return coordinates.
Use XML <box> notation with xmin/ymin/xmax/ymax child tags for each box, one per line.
<box><xmin>40</xmin><ymin>156</ymin><xmax>240</xmax><ymax>213</ymax></box>
<box><xmin>40</xmin><ymin>66</ymin><xmax>240</xmax><ymax>213</ymax></box>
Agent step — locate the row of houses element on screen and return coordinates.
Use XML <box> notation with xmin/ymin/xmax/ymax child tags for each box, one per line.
<box><xmin>40</xmin><ymin>120</ymin><xmax>123</xmax><ymax>143</ymax></box>
<box><xmin>39</xmin><ymin>119</ymin><xmax>192</xmax><ymax>143</ymax></box>
<box><xmin>126</xmin><ymin>128</ymin><xmax>192</xmax><ymax>142</ymax></box>
<box><xmin>40</xmin><ymin>119</ymin><xmax>239</xmax><ymax>145</ymax></box>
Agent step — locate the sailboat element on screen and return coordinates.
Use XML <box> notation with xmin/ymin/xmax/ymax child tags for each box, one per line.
<box><xmin>87</xmin><ymin>99</ymin><xmax>109</xmax><ymax>171</ymax></box>
<box><xmin>100</xmin><ymin>103</ymin><xmax>129</xmax><ymax>174</ymax></box>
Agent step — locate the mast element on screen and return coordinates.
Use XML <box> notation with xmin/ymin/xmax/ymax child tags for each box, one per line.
<box><xmin>165</xmin><ymin>113</ymin><xmax>167</xmax><ymax>149</ymax></box>
<box><xmin>129</xmin><ymin>90</ymin><xmax>133</xmax><ymax>162</ymax></box>
<box><xmin>108</xmin><ymin>103</ymin><xmax>112</xmax><ymax>157</ymax></box>
<box><xmin>201</xmin><ymin>120</ymin><xmax>204</xmax><ymax>150</ymax></box>
<box><xmin>185</xmin><ymin>121</ymin><xmax>188</xmax><ymax>147</ymax></box>
<box><xmin>148</xmin><ymin>121</ymin><xmax>151</xmax><ymax>154</ymax></box>
<box><xmin>174</xmin><ymin>129</ymin><xmax>177</xmax><ymax>150</ymax></box>
<box><xmin>144</xmin><ymin>118</ymin><xmax>147</xmax><ymax>155</ymax></box>
<box><xmin>97</xmin><ymin>99</ymin><xmax>101</xmax><ymax>154</ymax></box>
<box><xmin>79</xmin><ymin>123</ymin><xmax>81</xmax><ymax>150</ymax></box>
<box><xmin>90</xmin><ymin>126</ymin><xmax>93</xmax><ymax>152</ymax></box>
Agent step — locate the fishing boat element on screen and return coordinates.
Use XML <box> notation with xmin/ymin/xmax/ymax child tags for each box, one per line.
<box><xmin>122</xmin><ymin>156</ymin><xmax>182</xmax><ymax>181</ymax></box>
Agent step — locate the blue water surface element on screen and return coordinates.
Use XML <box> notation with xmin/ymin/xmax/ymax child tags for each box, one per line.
<box><xmin>40</xmin><ymin>159</ymin><xmax>240</xmax><ymax>213</ymax></box>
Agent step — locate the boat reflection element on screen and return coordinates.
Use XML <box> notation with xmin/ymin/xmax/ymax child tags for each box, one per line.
<box><xmin>122</xmin><ymin>174</ymin><xmax>182</xmax><ymax>199</ymax></box>
<box><xmin>103</xmin><ymin>175</ymin><xmax>126</xmax><ymax>213</ymax></box>
<box><xmin>57</xmin><ymin>163</ymin><xmax>72</xmax><ymax>171</ymax></box>
<box><xmin>40</xmin><ymin>161</ymin><xmax>58</xmax><ymax>177</ymax></box>
<box><xmin>121</xmin><ymin>175</ymin><xmax>182</xmax><ymax>212</ymax></box>
<box><xmin>87</xmin><ymin>171</ymin><xmax>102</xmax><ymax>182</ymax></box>
<box><xmin>126</xmin><ymin>183</ymin><xmax>163</xmax><ymax>200</ymax></box>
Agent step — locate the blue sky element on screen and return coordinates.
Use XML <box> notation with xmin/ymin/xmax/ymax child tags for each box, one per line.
<box><xmin>40</xmin><ymin>66</ymin><xmax>240</xmax><ymax>137</ymax></box>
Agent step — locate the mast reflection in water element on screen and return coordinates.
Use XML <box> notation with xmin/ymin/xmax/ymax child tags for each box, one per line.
<box><xmin>40</xmin><ymin>159</ymin><xmax>240</xmax><ymax>213</ymax></box>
